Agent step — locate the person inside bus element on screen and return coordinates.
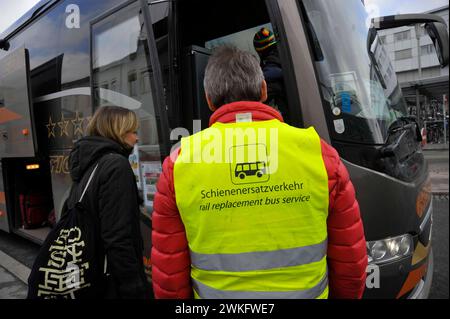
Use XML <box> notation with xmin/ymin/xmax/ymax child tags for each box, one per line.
<box><xmin>253</xmin><ymin>27</ymin><xmax>288</xmax><ymax>118</ymax></box>
<box><xmin>66</xmin><ymin>106</ymin><xmax>149</xmax><ymax>298</ymax></box>
<box><xmin>152</xmin><ymin>46</ymin><xmax>368</xmax><ymax>299</ymax></box>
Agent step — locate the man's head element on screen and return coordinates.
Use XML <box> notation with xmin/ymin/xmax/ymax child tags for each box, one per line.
<box><xmin>204</xmin><ymin>46</ymin><xmax>267</xmax><ymax>111</ymax></box>
<box><xmin>253</xmin><ymin>27</ymin><xmax>277</xmax><ymax>58</ymax></box>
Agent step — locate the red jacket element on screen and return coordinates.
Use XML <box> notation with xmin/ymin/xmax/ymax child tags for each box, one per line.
<box><xmin>152</xmin><ymin>101</ymin><xmax>367</xmax><ymax>299</ymax></box>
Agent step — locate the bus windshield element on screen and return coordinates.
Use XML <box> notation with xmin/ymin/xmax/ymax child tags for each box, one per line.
<box><xmin>303</xmin><ymin>0</ymin><xmax>408</xmax><ymax>145</ymax></box>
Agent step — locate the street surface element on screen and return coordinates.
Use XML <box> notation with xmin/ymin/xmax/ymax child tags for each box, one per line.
<box><xmin>424</xmin><ymin>146</ymin><xmax>449</xmax><ymax>299</ymax></box>
<box><xmin>0</xmin><ymin>230</ymin><xmax>39</xmax><ymax>299</ymax></box>
<box><xmin>0</xmin><ymin>265</ymin><xmax>27</xmax><ymax>299</ymax></box>
<box><xmin>424</xmin><ymin>145</ymin><xmax>449</xmax><ymax>194</ymax></box>
<box><xmin>428</xmin><ymin>196</ymin><xmax>449</xmax><ymax>299</ymax></box>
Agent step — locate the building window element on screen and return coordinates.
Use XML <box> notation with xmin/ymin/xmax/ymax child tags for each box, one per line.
<box><xmin>110</xmin><ymin>79</ymin><xmax>117</xmax><ymax>92</ymax></box>
<box><xmin>395</xmin><ymin>48</ymin><xmax>412</xmax><ymax>61</ymax></box>
<box><xmin>140</xmin><ymin>71</ymin><xmax>151</xmax><ymax>94</ymax></box>
<box><xmin>394</xmin><ymin>30</ymin><xmax>411</xmax><ymax>42</ymax></box>
<box><xmin>421</xmin><ymin>44</ymin><xmax>435</xmax><ymax>56</ymax></box>
<box><xmin>386</xmin><ymin>66</ymin><xmax>393</xmax><ymax>78</ymax></box>
<box><xmin>128</xmin><ymin>72</ymin><xmax>137</xmax><ymax>96</ymax></box>
<box><xmin>379</xmin><ymin>35</ymin><xmax>386</xmax><ymax>44</ymax></box>
<box><xmin>379</xmin><ymin>47</ymin><xmax>387</xmax><ymax>61</ymax></box>
<box><xmin>417</xmin><ymin>26</ymin><xmax>427</xmax><ymax>37</ymax></box>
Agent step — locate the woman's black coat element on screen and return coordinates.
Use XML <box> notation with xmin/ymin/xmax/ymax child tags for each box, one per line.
<box><xmin>64</xmin><ymin>136</ymin><xmax>149</xmax><ymax>299</ymax></box>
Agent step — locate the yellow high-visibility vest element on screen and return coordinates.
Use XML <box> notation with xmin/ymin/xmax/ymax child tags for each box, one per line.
<box><xmin>174</xmin><ymin>119</ymin><xmax>329</xmax><ymax>299</ymax></box>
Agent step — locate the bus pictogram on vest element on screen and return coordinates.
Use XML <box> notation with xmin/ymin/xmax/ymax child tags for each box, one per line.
<box><xmin>234</xmin><ymin>161</ymin><xmax>267</xmax><ymax>180</ymax></box>
<box><xmin>229</xmin><ymin>144</ymin><xmax>270</xmax><ymax>185</ymax></box>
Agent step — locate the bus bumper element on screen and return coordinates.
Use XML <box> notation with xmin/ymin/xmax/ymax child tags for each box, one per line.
<box><xmin>407</xmin><ymin>249</ymin><xmax>433</xmax><ymax>299</ymax></box>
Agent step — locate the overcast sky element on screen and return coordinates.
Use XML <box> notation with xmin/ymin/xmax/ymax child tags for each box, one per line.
<box><xmin>0</xmin><ymin>0</ymin><xmax>448</xmax><ymax>35</ymax></box>
<box><xmin>365</xmin><ymin>0</ymin><xmax>448</xmax><ymax>16</ymax></box>
<box><xmin>0</xmin><ymin>0</ymin><xmax>40</xmax><ymax>35</ymax></box>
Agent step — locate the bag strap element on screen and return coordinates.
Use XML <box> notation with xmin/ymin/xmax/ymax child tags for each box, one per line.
<box><xmin>78</xmin><ymin>163</ymin><xmax>99</xmax><ymax>203</ymax></box>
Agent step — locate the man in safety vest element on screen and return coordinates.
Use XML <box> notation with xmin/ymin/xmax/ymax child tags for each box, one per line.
<box><xmin>152</xmin><ymin>46</ymin><xmax>367</xmax><ymax>299</ymax></box>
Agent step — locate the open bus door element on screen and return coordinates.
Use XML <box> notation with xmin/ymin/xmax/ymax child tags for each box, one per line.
<box><xmin>90</xmin><ymin>0</ymin><xmax>172</xmax><ymax>280</ymax></box>
<box><xmin>0</xmin><ymin>47</ymin><xmax>41</xmax><ymax>234</ymax></box>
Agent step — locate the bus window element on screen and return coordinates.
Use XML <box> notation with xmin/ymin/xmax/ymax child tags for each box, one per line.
<box><xmin>91</xmin><ymin>2</ymin><xmax>168</xmax><ymax>220</ymax></box>
<box><xmin>91</xmin><ymin>2</ymin><xmax>161</xmax><ymax>152</ymax></box>
<box><xmin>205</xmin><ymin>23</ymin><xmax>273</xmax><ymax>56</ymax></box>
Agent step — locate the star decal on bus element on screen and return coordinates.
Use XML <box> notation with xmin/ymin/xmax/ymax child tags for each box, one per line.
<box><xmin>71</xmin><ymin>111</ymin><xmax>84</xmax><ymax>137</ymax></box>
<box><xmin>46</xmin><ymin>116</ymin><xmax>56</xmax><ymax>138</ymax></box>
<box><xmin>58</xmin><ymin>114</ymin><xmax>70</xmax><ymax>137</ymax></box>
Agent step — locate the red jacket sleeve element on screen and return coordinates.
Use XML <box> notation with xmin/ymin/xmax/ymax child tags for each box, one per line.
<box><xmin>151</xmin><ymin>150</ymin><xmax>192</xmax><ymax>299</ymax></box>
<box><xmin>321</xmin><ymin>140</ymin><xmax>368</xmax><ymax>299</ymax></box>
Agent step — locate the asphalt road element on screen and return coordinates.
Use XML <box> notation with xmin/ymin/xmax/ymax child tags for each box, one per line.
<box><xmin>424</xmin><ymin>149</ymin><xmax>449</xmax><ymax>194</ymax></box>
<box><xmin>428</xmin><ymin>196</ymin><xmax>449</xmax><ymax>299</ymax></box>
<box><xmin>424</xmin><ymin>149</ymin><xmax>449</xmax><ymax>298</ymax></box>
<box><xmin>0</xmin><ymin>265</ymin><xmax>27</xmax><ymax>299</ymax></box>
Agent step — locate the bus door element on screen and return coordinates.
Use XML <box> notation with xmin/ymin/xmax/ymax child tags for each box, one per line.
<box><xmin>90</xmin><ymin>0</ymin><xmax>171</xmax><ymax>277</ymax></box>
<box><xmin>173</xmin><ymin>0</ymin><xmax>303</xmax><ymax>133</ymax></box>
<box><xmin>0</xmin><ymin>47</ymin><xmax>37</xmax><ymax>232</ymax></box>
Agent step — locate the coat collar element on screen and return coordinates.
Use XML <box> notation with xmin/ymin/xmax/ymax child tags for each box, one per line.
<box><xmin>209</xmin><ymin>101</ymin><xmax>284</xmax><ymax>127</ymax></box>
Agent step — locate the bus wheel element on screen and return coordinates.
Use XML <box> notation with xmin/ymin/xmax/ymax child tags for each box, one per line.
<box><xmin>257</xmin><ymin>171</ymin><xmax>263</xmax><ymax>178</ymax></box>
<box><xmin>239</xmin><ymin>173</ymin><xmax>246</xmax><ymax>180</ymax></box>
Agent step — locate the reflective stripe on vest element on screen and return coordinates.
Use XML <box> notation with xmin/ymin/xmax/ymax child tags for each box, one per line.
<box><xmin>174</xmin><ymin>120</ymin><xmax>329</xmax><ymax>298</ymax></box>
<box><xmin>193</xmin><ymin>271</ymin><xmax>328</xmax><ymax>299</ymax></box>
<box><xmin>190</xmin><ymin>239</ymin><xmax>327</xmax><ymax>271</ymax></box>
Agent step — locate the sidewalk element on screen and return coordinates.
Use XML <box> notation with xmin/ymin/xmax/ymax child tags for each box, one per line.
<box><xmin>429</xmin><ymin>174</ymin><xmax>449</xmax><ymax>195</ymax></box>
<box><xmin>0</xmin><ymin>250</ymin><xmax>30</xmax><ymax>299</ymax></box>
<box><xmin>0</xmin><ymin>232</ymin><xmax>38</xmax><ymax>299</ymax></box>
<box><xmin>423</xmin><ymin>145</ymin><xmax>449</xmax><ymax>195</ymax></box>
<box><xmin>0</xmin><ymin>265</ymin><xmax>27</xmax><ymax>299</ymax></box>
<box><xmin>423</xmin><ymin>143</ymin><xmax>449</xmax><ymax>151</ymax></box>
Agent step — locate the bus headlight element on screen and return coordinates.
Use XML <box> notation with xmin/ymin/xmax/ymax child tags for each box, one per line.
<box><xmin>367</xmin><ymin>234</ymin><xmax>414</xmax><ymax>264</ymax></box>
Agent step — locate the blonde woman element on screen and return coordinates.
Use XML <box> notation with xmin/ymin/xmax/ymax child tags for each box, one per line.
<box><xmin>64</xmin><ymin>106</ymin><xmax>149</xmax><ymax>298</ymax></box>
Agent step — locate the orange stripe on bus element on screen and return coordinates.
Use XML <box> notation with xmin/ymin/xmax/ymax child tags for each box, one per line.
<box><xmin>412</xmin><ymin>242</ymin><xmax>430</xmax><ymax>266</ymax></box>
<box><xmin>0</xmin><ymin>192</ymin><xmax>5</xmax><ymax>204</ymax></box>
<box><xmin>396</xmin><ymin>263</ymin><xmax>427</xmax><ymax>298</ymax></box>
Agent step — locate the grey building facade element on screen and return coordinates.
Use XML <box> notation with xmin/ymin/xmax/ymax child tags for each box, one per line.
<box><xmin>377</xmin><ymin>5</ymin><xmax>449</xmax><ymax>143</ymax></box>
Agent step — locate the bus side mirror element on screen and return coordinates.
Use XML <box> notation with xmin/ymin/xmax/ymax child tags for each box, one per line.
<box><xmin>425</xmin><ymin>22</ymin><xmax>449</xmax><ymax>67</ymax></box>
<box><xmin>0</xmin><ymin>39</ymin><xmax>10</xmax><ymax>51</ymax></box>
<box><xmin>369</xmin><ymin>13</ymin><xmax>449</xmax><ymax>67</ymax></box>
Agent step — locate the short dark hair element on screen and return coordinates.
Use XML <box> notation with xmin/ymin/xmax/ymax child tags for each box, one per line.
<box><xmin>204</xmin><ymin>46</ymin><xmax>264</xmax><ymax>107</ymax></box>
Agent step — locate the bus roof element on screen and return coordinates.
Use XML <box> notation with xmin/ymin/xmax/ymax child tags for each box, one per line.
<box><xmin>0</xmin><ymin>0</ymin><xmax>60</xmax><ymax>41</ymax></box>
